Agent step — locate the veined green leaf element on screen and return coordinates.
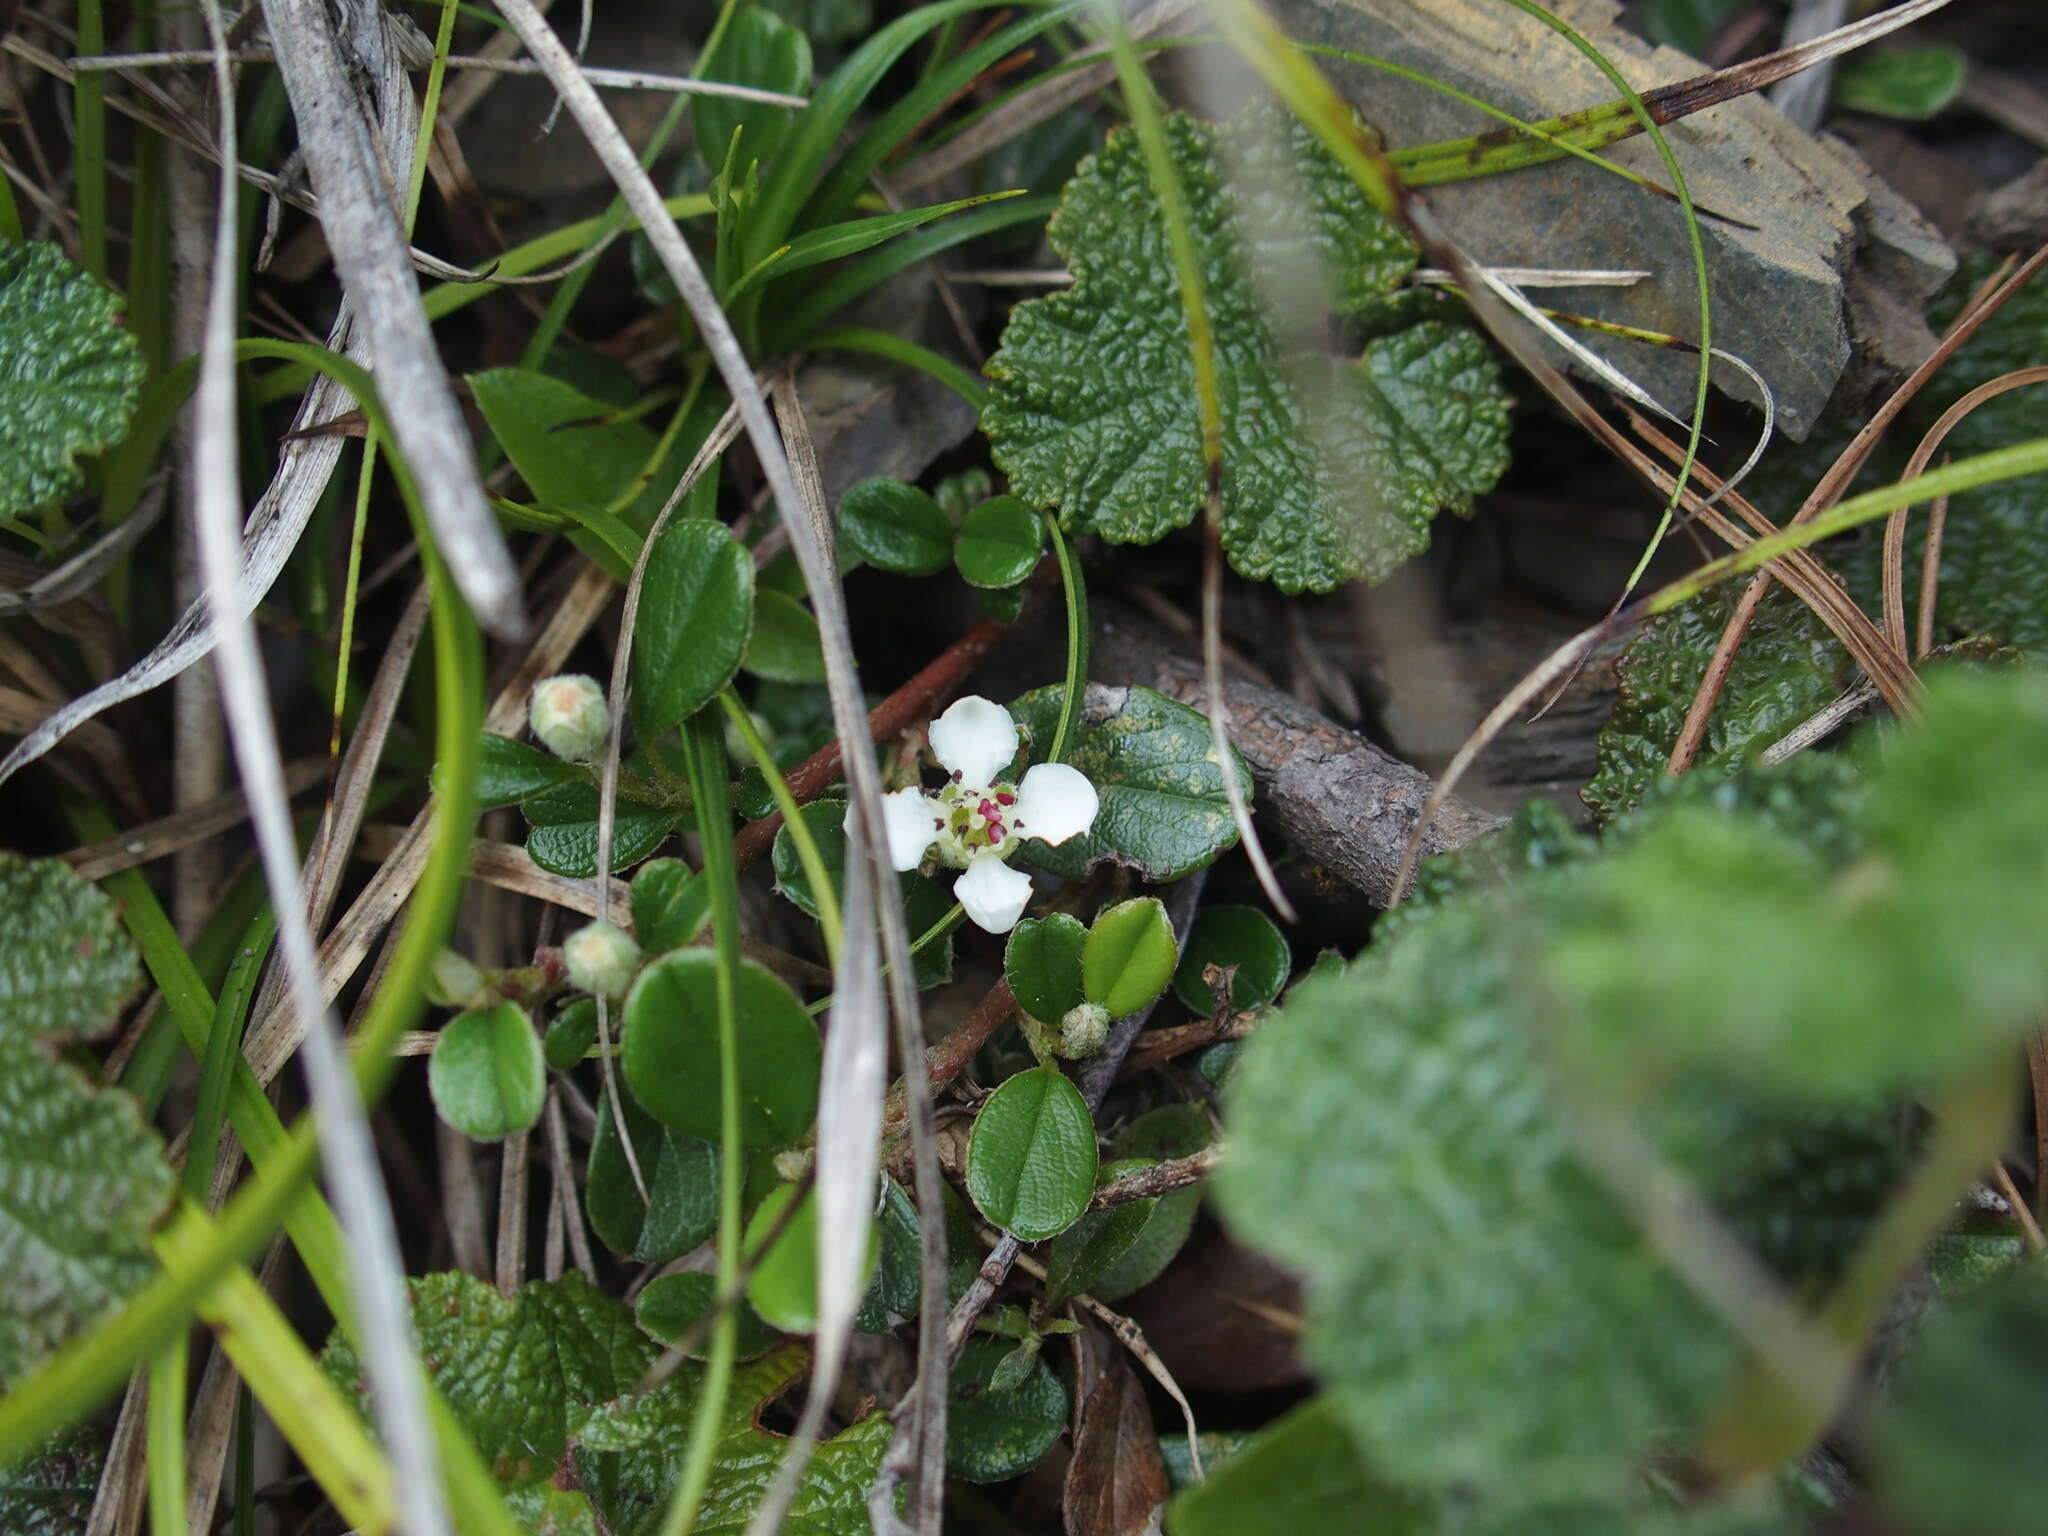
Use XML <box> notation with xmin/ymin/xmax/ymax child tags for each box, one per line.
<box><xmin>966</xmin><ymin>1066</ymin><xmax>1096</xmax><ymax>1241</ymax></box>
<box><xmin>429</xmin><ymin>1003</ymin><xmax>544</xmax><ymax>1141</ymax></box>
<box><xmin>632</xmin><ymin>519</ymin><xmax>754</xmax><ymax>736</ymax></box>
<box><xmin>468</xmin><ymin>368</ymin><xmax>658</xmax><ymax>515</ymax></box>
<box><xmin>945</xmin><ymin>1336</ymin><xmax>1067</xmax><ymax>1483</ymax></box>
<box><xmin>1081</xmin><ymin>897</ymin><xmax>1176</xmax><ymax>1018</ymax></box>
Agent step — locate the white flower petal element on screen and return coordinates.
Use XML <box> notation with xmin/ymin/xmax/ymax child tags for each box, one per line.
<box><xmin>1014</xmin><ymin>762</ymin><xmax>1099</xmax><ymax>846</ymax></box>
<box><xmin>928</xmin><ymin>695</ymin><xmax>1018</xmax><ymax>788</ymax></box>
<box><xmin>882</xmin><ymin>787</ymin><xmax>938</xmax><ymax>872</ymax></box>
<box><xmin>955</xmin><ymin>851</ymin><xmax>1034</xmax><ymax>934</ymax></box>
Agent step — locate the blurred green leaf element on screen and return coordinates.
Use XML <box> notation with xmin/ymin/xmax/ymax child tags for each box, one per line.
<box><xmin>954</xmin><ymin>495</ymin><xmax>1044</xmax><ymax>589</ymax></box>
<box><xmin>694</xmin><ymin>8</ymin><xmax>810</xmax><ymax>180</ymax></box>
<box><xmin>1168</xmin><ymin>1397</ymin><xmax>1430</xmax><ymax>1536</ymax></box>
<box><xmin>1833</xmin><ymin>46</ymin><xmax>1966</xmax><ymax>121</ymax></box>
<box><xmin>635</xmin><ymin>1273</ymin><xmax>775</xmax><ymax>1359</ymax></box>
<box><xmin>744</xmin><ymin>589</ymin><xmax>828</xmax><ymax>683</ymax></box>
<box><xmin>630</xmin><ymin>857</ymin><xmax>710</xmax><ymax>955</ymax></box>
<box><xmin>743</xmin><ymin>1181</ymin><xmax>876</xmax><ymax>1334</ymax></box>
<box><xmin>469</xmin><ymin>369</ymin><xmax>655</xmax><ymax>515</ymax></box>
<box><xmin>429</xmin><ymin>1003</ymin><xmax>544</xmax><ymax>1141</ymax></box>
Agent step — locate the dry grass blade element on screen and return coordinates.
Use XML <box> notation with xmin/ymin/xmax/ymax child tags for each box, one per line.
<box><xmin>260</xmin><ymin>0</ymin><xmax>521</xmax><ymax>636</ymax></box>
<box><xmin>187</xmin><ymin>4</ymin><xmax>449</xmax><ymax>1533</ymax></box>
<box><xmin>1880</xmin><ymin>368</ymin><xmax>2048</xmax><ymax>660</ymax></box>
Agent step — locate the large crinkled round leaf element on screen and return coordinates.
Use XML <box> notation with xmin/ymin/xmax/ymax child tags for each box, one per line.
<box><xmin>946</xmin><ymin>1336</ymin><xmax>1068</xmax><ymax>1483</ymax></box>
<box><xmin>429</xmin><ymin>1003</ymin><xmax>545</xmax><ymax>1141</ymax></box>
<box><xmin>0</xmin><ymin>242</ymin><xmax>144</xmax><ymax>516</ymax></box>
<box><xmin>982</xmin><ymin>106</ymin><xmax>1509</xmax><ymax>592</ymax></box>
<box><xmin>631</xmin><ymin>519</ymin><xmax>754</xmax><ymax>736</ymax></box>
<box><xmin>621</xmin><ymin>950</ymin><xmax>820</xmax><ymax>1147</ymax></box>
<box><xmin>1007</xmin><ymin>684</ymin><xmax>1244</xmax><ymax>882</ymax></box>
<box><xmin>0</xmin><ymin>853</ymin><xmax>139</xmax><ymax>1043</ymax></box>
<box><xmin>966</xmin><ymin>1065</ymin><xmax>1097</xmax><ymax>1241</ymax></box>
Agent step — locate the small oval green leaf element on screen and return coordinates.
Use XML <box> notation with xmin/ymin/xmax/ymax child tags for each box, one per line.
<box><xmin>1004</xmin><ymin>912</ymin><xmax>1086</xmax><ymax>1024</ymax></box>
<box><xmin>954</xmin><ymin>496</ymin><xmax>1045</xmax><ymax>588</ymax></box>
<box><xmin>1082</xmin><ymin>897</ymin><xmax>1176</xmax><ymax>1018</ymax></box>
<box><xmin>521</xmin><ymin>793</ymin><xmax>681</xmax><ymax>879</ymax></box>
<box><xmin>966</xmin><ymin>1066</ymin><xmax>1097</xmax><ymax>1240</ymax></box>
<box><xmin>744</xmin><ymin>1182</ymin><xmax>878</xmax><ymax>1335</ymax></box>
<box><xmin>1172</xmin><ymin>904</ymin><xmax>1291</xmax><ymax>1013</ymax></box>
<box><xmin>838</xmin><ymin>478</ymin><xmax>952</xmax><ymax>575</ymax></box>
<box><xmin>586</xmin><ymin>1094</ymin><xmax>721</xmax><ymax>1263</ymax></box>
<box><xmin>476</xmin><ymin>732</ymin><xmax>585</xmax><ymax>808</ymax></box>
<box><xmin>1044</xmin><ymin>1158</ymin><xmax>1156</xmax><ymax>1308</ymax></box>
<box><xmin>467</xmin><ymin>368</ymin><xmax>656</xmax><ymax>514</ymax></box>
<box><xmin>744</xmin><ymin>589</ymin><xmax>828</xmax><ymax>683</ymax></box>
<box><xmin>632</xmin><ymin>520</ymin><xmax>754</xmax><ymax>736</ymax></box>
<box><xmin>947</xmin><ymin>1336</ymin><xmax>1068</xmax><ymax>1483</ymax></box>
<box><xmin>621</xmin><ymin>950</ymin><xmax>821</xmax><ymax>1147</ymax></box>
<box><xmin>429</xmin><ymin>1003</ymin><xmax>544</xmax><ymax>1140</ymax></box>
<box><xmin>543</xmin><ymin>998</ymin><xmax>598</xmax><ymax>1071</ymax></box>
<box><xmin>630</xmin><ymin>858</ymin><xmax>709</xmax><ymax>955</ymax></box>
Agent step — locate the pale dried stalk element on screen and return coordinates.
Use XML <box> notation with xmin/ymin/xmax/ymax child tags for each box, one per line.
<box><xmin>188</xmin><ymin>1</ymin><xmax>448</xmax><ymax>1531</ymax></box>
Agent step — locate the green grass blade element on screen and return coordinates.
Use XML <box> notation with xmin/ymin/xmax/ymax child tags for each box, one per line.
<box><xmin>804</xmin><ymin>327</ymin><xmax>990</xmax><ymax>408</ymax></box>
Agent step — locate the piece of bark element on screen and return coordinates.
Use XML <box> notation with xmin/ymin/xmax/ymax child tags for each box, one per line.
<box><xmin>1092</xmin><ymin>604</ymin><xmax>1503</xmax><ymax>908</ymax></box>
<box><xmin>1062</xmin><ymin>1364</ymin><xmax>1172</xmax><ymax>1536</ymax></box>
<box><xmin>1240</xmin><ymin>0</ymin><xmax>1954</xmax><ymax>438</ymax></box>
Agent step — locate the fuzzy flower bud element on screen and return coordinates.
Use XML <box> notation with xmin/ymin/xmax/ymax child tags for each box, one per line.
<box><xmin>1057</xmin><ymin>1001</ymin><xmax>1112</xmax><ymax>1059</ymax></box>
<box><xmin>425</xmin><ymin>948</ymin><xmax>489</xmax><ymax>1010</ymax></box>
<box><xmin>563</xmin><ymin>921</ymin><xmax>642</xmax><ymax>998</ymax></box>
<box><xmin>529</xmin><ymin>673</ymin><xmax>610</xmax><ymax>764</ymax></box>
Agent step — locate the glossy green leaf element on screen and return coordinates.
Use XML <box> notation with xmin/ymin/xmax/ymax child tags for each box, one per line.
<box><xmin>543</xmin><ymin>998</ymin><xmax>598</xmax><ymax>1072</ymax></box>
<box><xmin>982</xmin><ymin>106</ymin><xmax>1509</xmax><ymax>591</ymax></box>
<box><xmin>520</xmin><ymin>780</ymin><xmax>682</xmax><ymax>879</ymax></box>
<box><xmin>1007</xmin><ymin>684</ymin><xmax>1244</xmax><ymax>882</ymax></box>
<box><xmin>854</xmin><ymin>1177</ymin><xmax>923</xmax><ymax>1332</ymax></box>
<box><xmin>0</xmin><ymin>856</ymin><xmax>169</xmax><ymax>1390</ymax></box>
<box><xmin>586</xmin><ymin>1094</ymin><xmax>721</xmax><ymax>1264</ymax></box>
<box><xmin>631</xmin><ymin>519</ymin><xmax>754</xmax><ymax>736</ymax></box>
<box><xmin>954</xmin><ymin>495</ymin><xmax>1044</xmax><ymax>588</ymax></box>
<box><xmin>1169</xmin><ymin>1396</ymin><xmax>1431</xmax><ymax>1536</ymax></box>
<box><xmin>621</xmin><ymin>950</ymin><xmax>820</xmax><ymax>1147</ymax></box>
<box><xmin>468</xmin><ymin>368</ymin><xmax>656</xmax><ymax>514</ymax></box>
<box><xmin>0</xmin><ymin>242</ymin><xmax>144</xmax><ymax>515</ymax></box>
<box><xmin>1093</xmin><ymin>1106</ymin><xmax>1212</xmax><ymax>1301</ymax></box>
<box><xmin>966</xmin><ymin>1065</ymin><xmax>1097</xmax><ymax>1241</ymax></box>
<box><xmin>1043</xmin><ymin>1157</ymin><xmax>1154</xmax><ymax>1308</ymax></box>
<box><xmin>773</xmin><ymin>800</ymin><xmax>954</xmax><ymax>986</ymax></box>
<box><xmin>1172</xmin><ymin>904</ymin><xmax>1291</xmax><ymax>1013</ymax></box>
<box><xmin>428</xmin><ymin>1003</ymin><xmax>544</xmax><ymax>1141</ymax></box>
<box><xmin>743</xmin><ymin>1181</ymin><xmax>878</xmax><ymax>1335</ymax></box>
<box><xmin>635</xmin><ymin>1273</ymin><xmax>774</xmax><ymax>1360</ymax></box>
<box><xmin>946</xmin><ymin>1336</ymin><xmax>1067</xmax><ymax>1483</ymax></box>
<box><xmin>837</xmin><ymin>477</ymin><xmax>953</xmax><ymax>575</ymax></box>
<box><xmin>1004</xmin><ymin>912</ymin><xmax>1086</xmax><ymax>1024</ymax></box>
<box><xmin>475</xmin><ymin>731</ymin><xmax>585</xmax><ymax>809</ymax></box>
<box><xmin>694</xmin><ymin>7</ymin><xmax>811</xmax><ymax>180</ymax></box>
<box><xmin>630</xmin><ymin>857</ymin><xmax>709</xmax><ymax>955</ymax></box>
<box><xmin>1833</xmin><ymin>46</ymin><xmax>1966</xmax><ymax>121</ymax></box>
<box><xmin>1082</xmin><ymin>897</ymin><xmax>1176</xmax><ymax>1018</ymax></box>
<box><xmin>743</xmin><ymin>589</ymin><xmax>828</xmax><ymax>683</ymax></box>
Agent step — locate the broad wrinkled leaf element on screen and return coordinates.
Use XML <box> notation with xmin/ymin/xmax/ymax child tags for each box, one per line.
<box><xmin>1168</xmin><ymin>1397</ymin><xmax>1430</xmax><ymax>1536</ymax></box>
<box><xmin>621</xmin><ymin>950</ymin><xmax>820</xmax><ymax>1147</ymax></box>
<box><xmin>954</xmin><ymin>495</ymin><xmax>1044</xmax><ymax>589</ymax></box>
<box><xmin>586</xmin><ymin>1094</ymin><xmax>721</xmax><ymax>1264</ymax></box>
<box><xmin>966</xmin><ymin>1065</ymin><xmax>1097</xmax><ymax>1241</ymax></box>
<box><xmin>429</xmin><ymin>1003</ymin><xmax>545</xmax><ymax>1140</ymax></box>
<box><xmin>837</xmin><ymin>476</ymin><xmax>953</xmax><ymax>575</ymax></box>
<box><xmin>0</xmin><ymin>1426</ymin><xmax>104</xmax><ymax>1536</ymax></box>
<box><xmin>1172</xmin><ymin>903</ymin><xmax>1290</xmax><ymax>1013</ymax></box>
<box><xmin>1004</xmin><ymin>912</ymin><xmax>1086</xmax><ymax>1024</ymax></box>
<box><xmin>0</xmin><ymin>242</ymin><xmax>144</xmax><ymax>515</ymax></box>
<box><xmin>946</xmin><ymin>1336</ymin><xmax>1068</xmax><ymax>1483</ymax></box>
<box><xmin>0</xmin><ymin>856</ymin><xmax>170</xmax><ymax>1389</ymax></box>
<box><xmin>325</xmin><ymin>1272</ymin><xmax>887</xmax><ymax>1532</ymax></box>
<box><xmin>476</xmin><ymin>732</ymin><xmax>586</xmax><ymax>808</ymax></box>
<box><xmin>632</xmin><ymin>520</ymin><xmax>754</xmax><ymax>736</ymax></box>
<box><xmin>469</xmin><ymin>369</ymin><xmax>657</xmax><ymax>515</ymax></box>
<box><xmin>1218</xmin><ymin>903</ymin><xmax>1736</xmax><ymax>1505</ymax></box>
<box><xmin>631</xmin><ymin>857</ymin><xmax>710</xmax><ymax>955</ymax></box>
<box><xmin>744</xmin><ymin>589</ymin><xmax>828</xmax><ymax>683</ymax></box>
<box><xmin>1008</xmin><ymin>684</ymin><xmax>1244</xmax><ymax>882</ymax></box>
<box><xmin>1082</xmin><ymin>897</ymin><xmax>1176</xmax><ymax>1018</ymax></box>
<box><xmin>982</xmin><ymin>107</ymin><xmax>1509</xmax><ymax>591</ymax></box>
<box><xmin>694</xmin><ymin>7</ymin><xmax>810</xmax><ymax>179</ymax></box>
<box><xmin>743</xmin><ymin>1181</ymin><xmax>877</xmax><ymax>1334</ymax></box>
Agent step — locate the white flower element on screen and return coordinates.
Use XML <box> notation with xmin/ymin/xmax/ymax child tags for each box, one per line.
<box><xmin>886</xmin><ymin>694</ymin><xmax>1101</xmax><ymax>934</ymax></box>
